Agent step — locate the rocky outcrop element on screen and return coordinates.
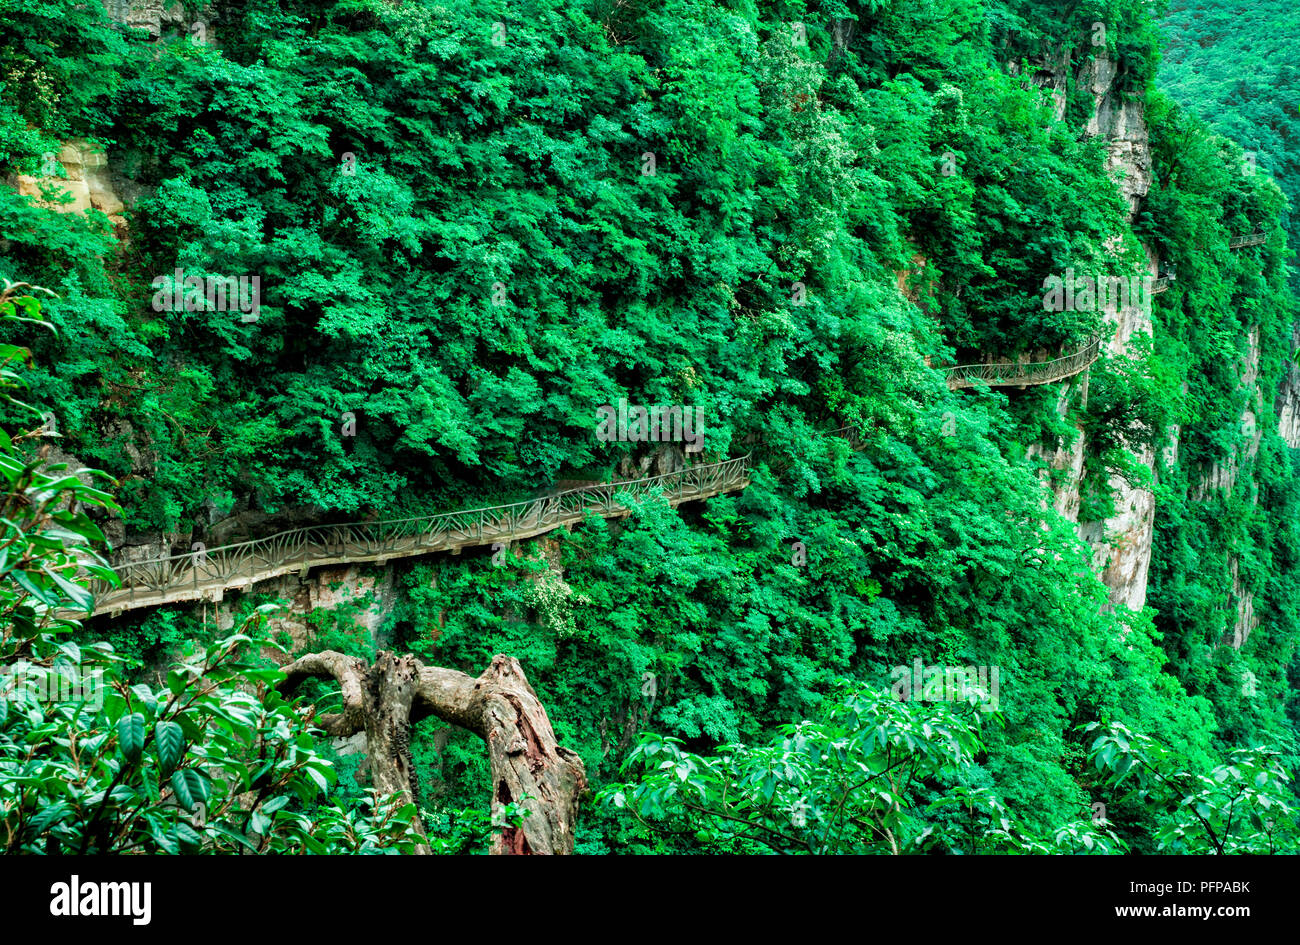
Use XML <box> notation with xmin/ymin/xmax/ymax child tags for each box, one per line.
<box><xmin>1227</xmin><ymin>556</ymin><xmax>1258</xmax><ymax>650</ymax></box>
<box><xmin>1193</xmin><ymin>326</ymin><xmax>1264</xmax><ymax>501</ymax></box>
<box><xmin>1026</xmin><ymin>376</ymin><xmax>1087</xmax><ymax>522</ymax></box>
<box><xmin>1014</xmin><ymin>48</ymin><xmax>1151</xmax><ymax>217</ymax></box>
<box><xmin>1075</xmin><ymin>443</ymin><xmax>1155</xmax><ymax>613</ymax></box>
<box><xmin>1077</xmin><ymin>240</ymin><xmax>1159</xmax><ymax>612</ymax></box>
<box><xmin>101</xmin><ymin>0</ymin><xmax>188</xmax><ymax>39</ymax></box>
<box><xmin>215</xmin><ymin>562</ymin><xmax>399</xmax><ymax>646</ymax></box>
<box><xmin>1025</xmin><ymin>49</ymin><xmax>1158</xmax><ymax>612</ymax></box>
<box><xmin>1197</xmin><ymin>326</ymin><xmax>1266</xmax><ymax>650</ymax></box>
<box><xmin>1275</xmin><ymin>324</ymin><xmax>1300</xmax><ymax>449</ymax></box>
<box><xmin>1024</xmin><ymin>47</ymin><xmax>1275</xmax><ymax>639</ymax></box>
<box><xmin>13</xmin><ymin>139</ymin><xmax>127</xmax><ymax>231</ymax></box>
<box><xmin>1081</xmin><ymin>54</ymin><xmax>1151</xmax><ymax>219</ymax></box>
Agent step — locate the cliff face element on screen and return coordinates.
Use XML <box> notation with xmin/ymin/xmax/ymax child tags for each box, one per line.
<box><xmin>1015</xmin><ymin>48</ymin><xmax>1152</xmax><ymax>216</ymax></box>
<box><xmin>1193</xmin><ymin>326</ymin><xmax>1264</xmax><ymax>501</ymax></box>
<box><xmin>1276</xmin><ymin>326</ymin><xmax>1300</xmax><ymax>449</ymax></box>
<box><xmin>1083</xmin><ymin>54</ymin><xmax>1152</xmax><ymax>219</ymax></box>
<box><xmin>1028</xmin><ymin>49</ymin><xmax>1282</xmax><ymax>644</ymax></box>
<box><xmin>101</xmin><ymin>0</ymin><xmax>187</xmax><ymax>38</ymax></box>
<box><xmin>12</xmin><ymin>140</ymin><xmax>127</xmax><ymax>231</ymax></box>
<box><xmin>1197</xmin><ymin>326</ymin><xmax>1266</xmax><ymax>649</ymax></box>
<box><xmin>1026</xmin><ymin>50</ymin><xmax>1158</xmax><ymax>612</ymax></box>
<box><xmin>1075</xmin><ymin>241</ymin><xmax>1160</xmax><ymax>613</ymax></box>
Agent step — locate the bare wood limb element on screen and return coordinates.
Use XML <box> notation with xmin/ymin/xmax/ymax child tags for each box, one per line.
<box><xmin>281</xmin><ymin>651</ymin><xmax>587</xmax><ymax>854</ymax></box>
<box><xmin>414</xmin><ymin>655</ymin><xmax>587</xmax><ymax>855</ymax></box>
<box><xmin>280</xmin><ymin>650</ymin><xmax>367</xmax><ymax>737</ymax></box>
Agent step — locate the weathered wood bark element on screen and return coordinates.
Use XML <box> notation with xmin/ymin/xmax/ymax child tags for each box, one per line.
<box><xmin>362</xmin><ymin>652</ymin><xmax>422</xmax><ymax>812</ymax></box>
<box><xmin>280</xmin><ymin>651</ymin><xmax>587</xmax><ymax>855</ymax></box>
<box><xmin>413</xmin><ymin>655</ymin><xmax>588</xmax><ymax>855</ymax></box>
<box><xmin>280</xmin><ymin>650</ymin><xmax>431</xmax><ymax>854</ymax></box>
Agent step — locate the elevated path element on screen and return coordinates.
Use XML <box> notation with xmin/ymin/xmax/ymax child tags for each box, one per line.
<box><xmin>84</xmin><ymin>456</ymin><xmax>751</xmax><ymax>617</ymax></box>
<box><xmin>77</xmin><ymin>231</ymin><xmax>1270</xmax><ymax>615</ymax></box>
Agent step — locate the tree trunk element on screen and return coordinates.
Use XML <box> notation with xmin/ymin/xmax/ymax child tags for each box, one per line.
<box><xmin>280</xmin><ymin>651</ymin><xmax>587</xmax><ymax>855</ymax></box>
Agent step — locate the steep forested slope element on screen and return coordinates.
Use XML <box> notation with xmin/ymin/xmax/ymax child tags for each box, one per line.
<box><xmin>1</xmin><ymin>0</ymin><xmax>1296</xmax><ymax>854</ymax></box>
<box><xmin>1159</xmin><ymin>0</ymin><xmax>1300</xmax><ymax>248</ymax></box>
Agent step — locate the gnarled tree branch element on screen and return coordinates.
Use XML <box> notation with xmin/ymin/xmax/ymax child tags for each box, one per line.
<box><xmin>280</xmin><ymin>650</ymin><xmax>587</xmax><ymax>855</ymax></box>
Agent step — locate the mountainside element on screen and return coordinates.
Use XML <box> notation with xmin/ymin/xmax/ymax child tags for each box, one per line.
<box><xmin>1</xmin><ymin>0</ymin><xmax>1297</xmax><ymax>855</ymax></box>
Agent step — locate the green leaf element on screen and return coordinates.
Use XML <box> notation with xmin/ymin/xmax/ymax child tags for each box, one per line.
<box><xmin>175</xmin><ymin>821</ymin><xmax>203</xmax><ymax>848</ymax></box>
<box><xmin>130</xmin><ymin>684</ymin><xmax>158</xmax><ymax>716</ymax></box>
<box><xmin>9</xmin><ymin>569</ymin><xmax>62</xmax><ymax>606</ymax></box>
<box><xmin>303</xmin><ymin>765</ymin><xmax>330</xmax><ymax>792</ymax></box>
<box><xmin>155</xmin><ymin>721</ymin><xmax>185</xmax><ymax>775</ymax></box>
<box><xmin>42</xmin><ymin>564</ymin><xmax>93</xmax><ymax>611</ymax></box>
<box><xmin>118</xmin><ymin>712</ymin><xmax>145</xmax><ymax>761</ymax></box>
<box><xmin>207</xmin><ymin>823</ymin><xmax>258</xmax><ymax>852</ymax></box>
<box><xmin>175</xmin><ymin>769</ymin><xmax>211</xmax><ymax>806</ymax></box>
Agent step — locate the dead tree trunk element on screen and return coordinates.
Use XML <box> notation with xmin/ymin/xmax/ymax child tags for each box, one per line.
<box><xmin>280</xmin><ymin>651</ymin><xmax>587</xmax><ymax>855</ymax></box>
<box><xmin>278</xmin><ymin>650</ymin><xmax>430</xmax><ymax>853</ymax></box>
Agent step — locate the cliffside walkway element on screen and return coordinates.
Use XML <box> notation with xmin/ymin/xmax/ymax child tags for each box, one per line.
<box><xmin>84</xmin><ymin>456</ymin><xmax>752</xmax><ymax>617</ymax></box>
<box><xmin>1230</xmin><ymin>231</ymin><xmax>1267</xmax><ymax>249</ymax></box>
<box><xmin>75</xmin><ymin>349</ymin><xmax>1098</xmax><ymax>614</ymax></box>
<box><xmin>76</xmin><ymin>231</ymin><xmax>1270</xmax><ymax>617</ymax></box>
<box><xmin>939</xmin><ymin>229</ymin><xmax>1264</xmax><ymax>389</ymax></box>
<box><xmin>940</xmin><ymin>336</ymin><xmax>1102</xmax><ymax>390</ymax></box>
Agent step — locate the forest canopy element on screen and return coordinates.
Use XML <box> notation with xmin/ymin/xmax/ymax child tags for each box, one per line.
<box><xmin>0</xmin><ymin>0</ymin><xmax>1296</xmax><ymax>858</ymax></box>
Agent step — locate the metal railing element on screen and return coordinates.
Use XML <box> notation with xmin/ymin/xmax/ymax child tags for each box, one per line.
<box><xmin>939</xmin><ymin>336</ymin><xmax>1102</xmax><ymax>390</ymax></box>
<box><xmin>83</xmin><ymin>455</ymin><xmax>753</xmax><ymax>617</ymax></box>
<box><xmin>76</xmin><ymin>231</ymin><xmax>1269</xmax><ymax>617</ymax></box>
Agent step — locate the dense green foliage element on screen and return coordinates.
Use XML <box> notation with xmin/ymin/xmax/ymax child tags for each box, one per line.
<box><xmin>1</xmin><ymin>0</ymin><xmax>1297</xmax><ymax>853</ymax></box>
<box><xmin>0</xmin><ymin>288</ymin><xmax>437</xmax><ymax>853</ymax></box>
<box><xmin>2</xmin><ymin>617</ymin><xmax>428</xmax><ymax>854</ymax></box>
<box><xmin>603</xmin><ymin>683</ymin><xmax>1127</xmax><ymax>854</ymax></box>
<box><xmin>1159</xmin><ymin>0</ymin><xmax>1300</xmax><ymax>254</ymax></box>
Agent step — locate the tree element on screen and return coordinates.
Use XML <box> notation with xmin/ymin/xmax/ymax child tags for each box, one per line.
<box><xmin>1085</xmin><ymin>721</ymin><xmax>1298</xmax><ymax>854</ymax></box>
<box><xmin>279</xmin><ymin>650</ymin><xmax>588</xmax><ymax>855</ymax></box>
<box><xmin>601</xmin><ymin>682</ymin><xmax>1125</xmax><ymax>854</ymax></box>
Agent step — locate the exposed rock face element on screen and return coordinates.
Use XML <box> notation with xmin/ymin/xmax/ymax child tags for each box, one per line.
<box><xmin>616</xmin><ymin>441</ymin><xmax>691</xmax><ymax>480</ymax></box>
<box><xmin>1193</xmin><ymin>326</ymin><xmax>1264</xmax><ymax>501</ymax></box>
<box><xmin>215</xmin><ymin>562</ymin><xmax>399</xmax><ymax>645</ymax></box>
<box><xmin>1015</xmin><ymin>49</ymin><xmax>1151</xmax><ymax>216</ymax></box>
<box><xmin>1023</xmin><ymin>48</ymin><xmax>1070</xmax><ymax>122</ymax></box>
<box><xmin>1026</xmin><ymin>377</ymin><xmax>1087</xmax><ymax>522</ymax></box>
<box><xmin>1026</xmin><ymin>49</ymin><xmax>1276</xmax><ymax>641</ymax></box>
<box><xmin>1077</xmin><ymin>240</ymin><xmax>1159</xmax><ymax>612</ymax></box>
<box><xmin>1201</xmin><ymin>326</ymin><xmax>1265</xmax><ymax>650</ymax></box>
<box><xmin>101</xmin><ymin>0</ymin><xmax>188</xmax><ymax>39</ymax></box>
<box><xmin>1081</xmin><ymin>54</ymin><xmax>1151</xmax><ymax>219</ymax></box>
<box><xmin>13</xmin><ymin>140</ymin><xmax>127</xmax><ymax>231</ymax></box>
<box><xmin>1026</xmin><ymin>49</ymin><xmax>1158</xmax><ymax>612</ymax></box>
<box><xmin>1075</xmin><ymin>443</ymin><xmax>1155</xmax><ymax>613</ymax></box>
<box><xmin>1228</xmin><ymin>556</ymin><xmax>1258</xmax><ymax>649</ymax></box>
<box><xmin>1275</xmin><ymin>325</ymin><xmax>1300</xmax><ymax>449</ymax></box>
